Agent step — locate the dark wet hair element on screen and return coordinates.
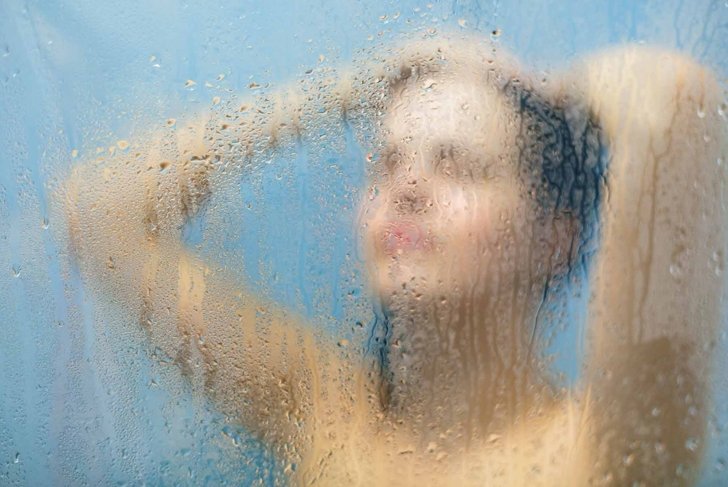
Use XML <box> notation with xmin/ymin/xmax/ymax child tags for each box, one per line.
<box><xmin>502</xmin><ymin>79</ymin><xmax>607</xmax><ymax>274</ymax></box>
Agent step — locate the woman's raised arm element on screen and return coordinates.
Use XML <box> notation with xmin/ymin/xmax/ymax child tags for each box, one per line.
<box><xmin>565</xmin><ymin>47</ymin><xmax>726</xmax><ymax>483</ymax></box>
<box><xmin>59</xmin><ymin>74</ymin><xmax>360</xmax><ymax>454</ymax></box>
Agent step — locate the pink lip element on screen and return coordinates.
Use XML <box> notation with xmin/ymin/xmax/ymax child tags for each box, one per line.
<box><xmin>380</xmin><ymin>221</ymin><xmax>432</xmax><ymax>256</ymax></box>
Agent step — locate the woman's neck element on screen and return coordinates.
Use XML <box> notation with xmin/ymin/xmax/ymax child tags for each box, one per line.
<box><xmin>381</xmin><ymin>286</ymin><xmax>554</xmax><ymax>445</ymax></box>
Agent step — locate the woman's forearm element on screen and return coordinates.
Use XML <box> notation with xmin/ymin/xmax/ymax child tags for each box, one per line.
<box><xmin>59</xmin><ymin>91</ymin><xmax>347</xmax><ymax>451</ymax></box>
<box><xmin>570</xmin><ymin>46</ymin><xmax>726</xmax><ymax>483</ymax></box>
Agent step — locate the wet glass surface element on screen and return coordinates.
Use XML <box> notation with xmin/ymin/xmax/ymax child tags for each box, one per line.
<box><xmin>1</xmin><ymin>1</ymin><xmax>727</xmax><ymax>485</ymax></box>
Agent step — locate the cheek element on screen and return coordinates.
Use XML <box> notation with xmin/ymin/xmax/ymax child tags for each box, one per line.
<box><xmin>435</xmin><ymin>187</ymin><xmax>494</xmax><ymax>248</ymax></box>
<box><xmin>438</xmin><ymin>186</ymin><xmax>530</xmax><ymax>273</ymax></box>
<box><xmin>443</xmin><ymin>214</ymin><xmax>486</xmax><ymax>258</ymax></box>
<box><xmin>357</xmin><ymin>181</ymin><xmax>383</xmax><ymax>227</ymax></box>
<box><xmin>358</xmin><ymin>190</ymin><xmax>388</xmax><ymax>254</ymax></box>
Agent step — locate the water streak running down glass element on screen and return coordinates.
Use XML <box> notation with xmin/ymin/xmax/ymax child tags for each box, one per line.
<box><xmin>0</xmin><ymin>1</ymin><xmax>727</xmax><ymax>485</ymax></box>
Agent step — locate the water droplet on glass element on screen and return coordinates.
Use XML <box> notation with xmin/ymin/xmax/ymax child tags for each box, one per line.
<box><xmin>490</xmin><ymin>28</ymin><xmax>502</xmax><ymax>39</ymax></box>
<box><xmin>221</xmin><ymin>426</ymin><xmax>242</xmax><ymax>447</ymax></box>
<box><xmin>116</xmin><ymin>140</ymin><xmax>129</xmax><ymax>150</ymax></box>
<box><xmin>166</xmin><ymin>118</ymin><xmax>176</xmax><ymax>127</ymax></box>
<box><xmin>184</xmin><ymin>79</ymin><xmax>196</xmax><ymax>88</ymax></box>
<box><xmin>685</xmin><ymin>437</ymin><xmax>699</xmax><ymax>452</ymax></box>
<box><xmin>712</xmin><ymin>250</ymin><xmax>724</xmax><ymax>276</ymax></box>
<box><xmin>12</xmin><ymin>265</ymin><xmax>21</xmax><ymax>278</ymax></box>
<box><xmin>697</xmin><ymin>107</ymin><xmax>706</xmax><ymax>118</ymax></box>
<box><xmin>212</xmin><ymin>96</ymin><xmax>221</xmax><ymax>106</ymax></box>
<box><xmin>13</xmin><ymin>452</ymin><xmax>20</xmax><ymax>463</ymax></box>
<box><xmin>623</xmin><ymin>453</ymin><xmax>635</xmax><ymax>466</ymax></box>
<box><xmin>42</xmin><ymin>217</ymin><xmax>49</xmax><ymax>229</ymax></box>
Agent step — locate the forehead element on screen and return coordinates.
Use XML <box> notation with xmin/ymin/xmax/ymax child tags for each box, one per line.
<box><xmin>384</xmin><ymin>73</ymin><xmax>516</xmax><ymax>157</ymax></box>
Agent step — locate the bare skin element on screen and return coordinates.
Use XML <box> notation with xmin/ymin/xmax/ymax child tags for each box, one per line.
<box><xmin>60</xmin><ymin>37</ymin><xmax>727</xmax><ymax>485</ymax></box>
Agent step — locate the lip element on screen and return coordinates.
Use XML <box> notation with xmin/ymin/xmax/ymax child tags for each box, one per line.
<box><xmin>379</xmin><ymin>220</ymin><xmax>433</xmax><ymax>256</ymax></box>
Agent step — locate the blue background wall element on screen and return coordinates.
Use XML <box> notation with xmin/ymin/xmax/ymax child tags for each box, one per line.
<box><xmin>0</xmin><ymin>0</ymin><xmax>726</xmax><ymax>484</ymax></box>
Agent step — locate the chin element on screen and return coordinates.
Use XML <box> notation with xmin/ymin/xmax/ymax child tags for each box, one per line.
<box><xmin>370</xmin><ymin>256</ymin><xmax>425</xmax><ymax>298</ymax></box>
<box><xmin>371</xmin><ymin>254</ymin><xmax>469</xmax><ymax>307</ymax></box>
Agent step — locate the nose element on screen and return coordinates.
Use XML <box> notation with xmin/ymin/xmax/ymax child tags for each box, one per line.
<box><xmin>390</xmin><ymin>179</ymin><xmax>433</xmax><ymax>216</ymax></box>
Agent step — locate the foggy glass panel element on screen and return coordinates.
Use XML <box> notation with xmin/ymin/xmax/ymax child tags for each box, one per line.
<box><xmin>0</xmin><ymin>0</ymin><xmax>726</xmax><ymax>485</ymax></box>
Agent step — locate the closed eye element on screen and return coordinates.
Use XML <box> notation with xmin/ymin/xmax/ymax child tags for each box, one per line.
<box><xmin>434</xmin><ymin>144</ymin><xmax>491</xmax><ymax>181</ymax></box>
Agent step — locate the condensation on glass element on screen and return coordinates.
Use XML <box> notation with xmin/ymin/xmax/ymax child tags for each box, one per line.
<box><xmin>1</xmin><ymin>1</ymin><xmax>727</xmax><ymax>485</ymax></box>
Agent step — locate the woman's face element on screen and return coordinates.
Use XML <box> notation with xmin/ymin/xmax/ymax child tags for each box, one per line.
<box><xmin>361</xmin><ymin>73</ymin><xmax>535</xmax><ymax>302</ymax></box>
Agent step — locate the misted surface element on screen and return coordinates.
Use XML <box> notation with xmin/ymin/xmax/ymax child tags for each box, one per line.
<box><xmin>1</xmin><ymin>1</ymin><xmax>727</xmax><ymax>485</ymax></box>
